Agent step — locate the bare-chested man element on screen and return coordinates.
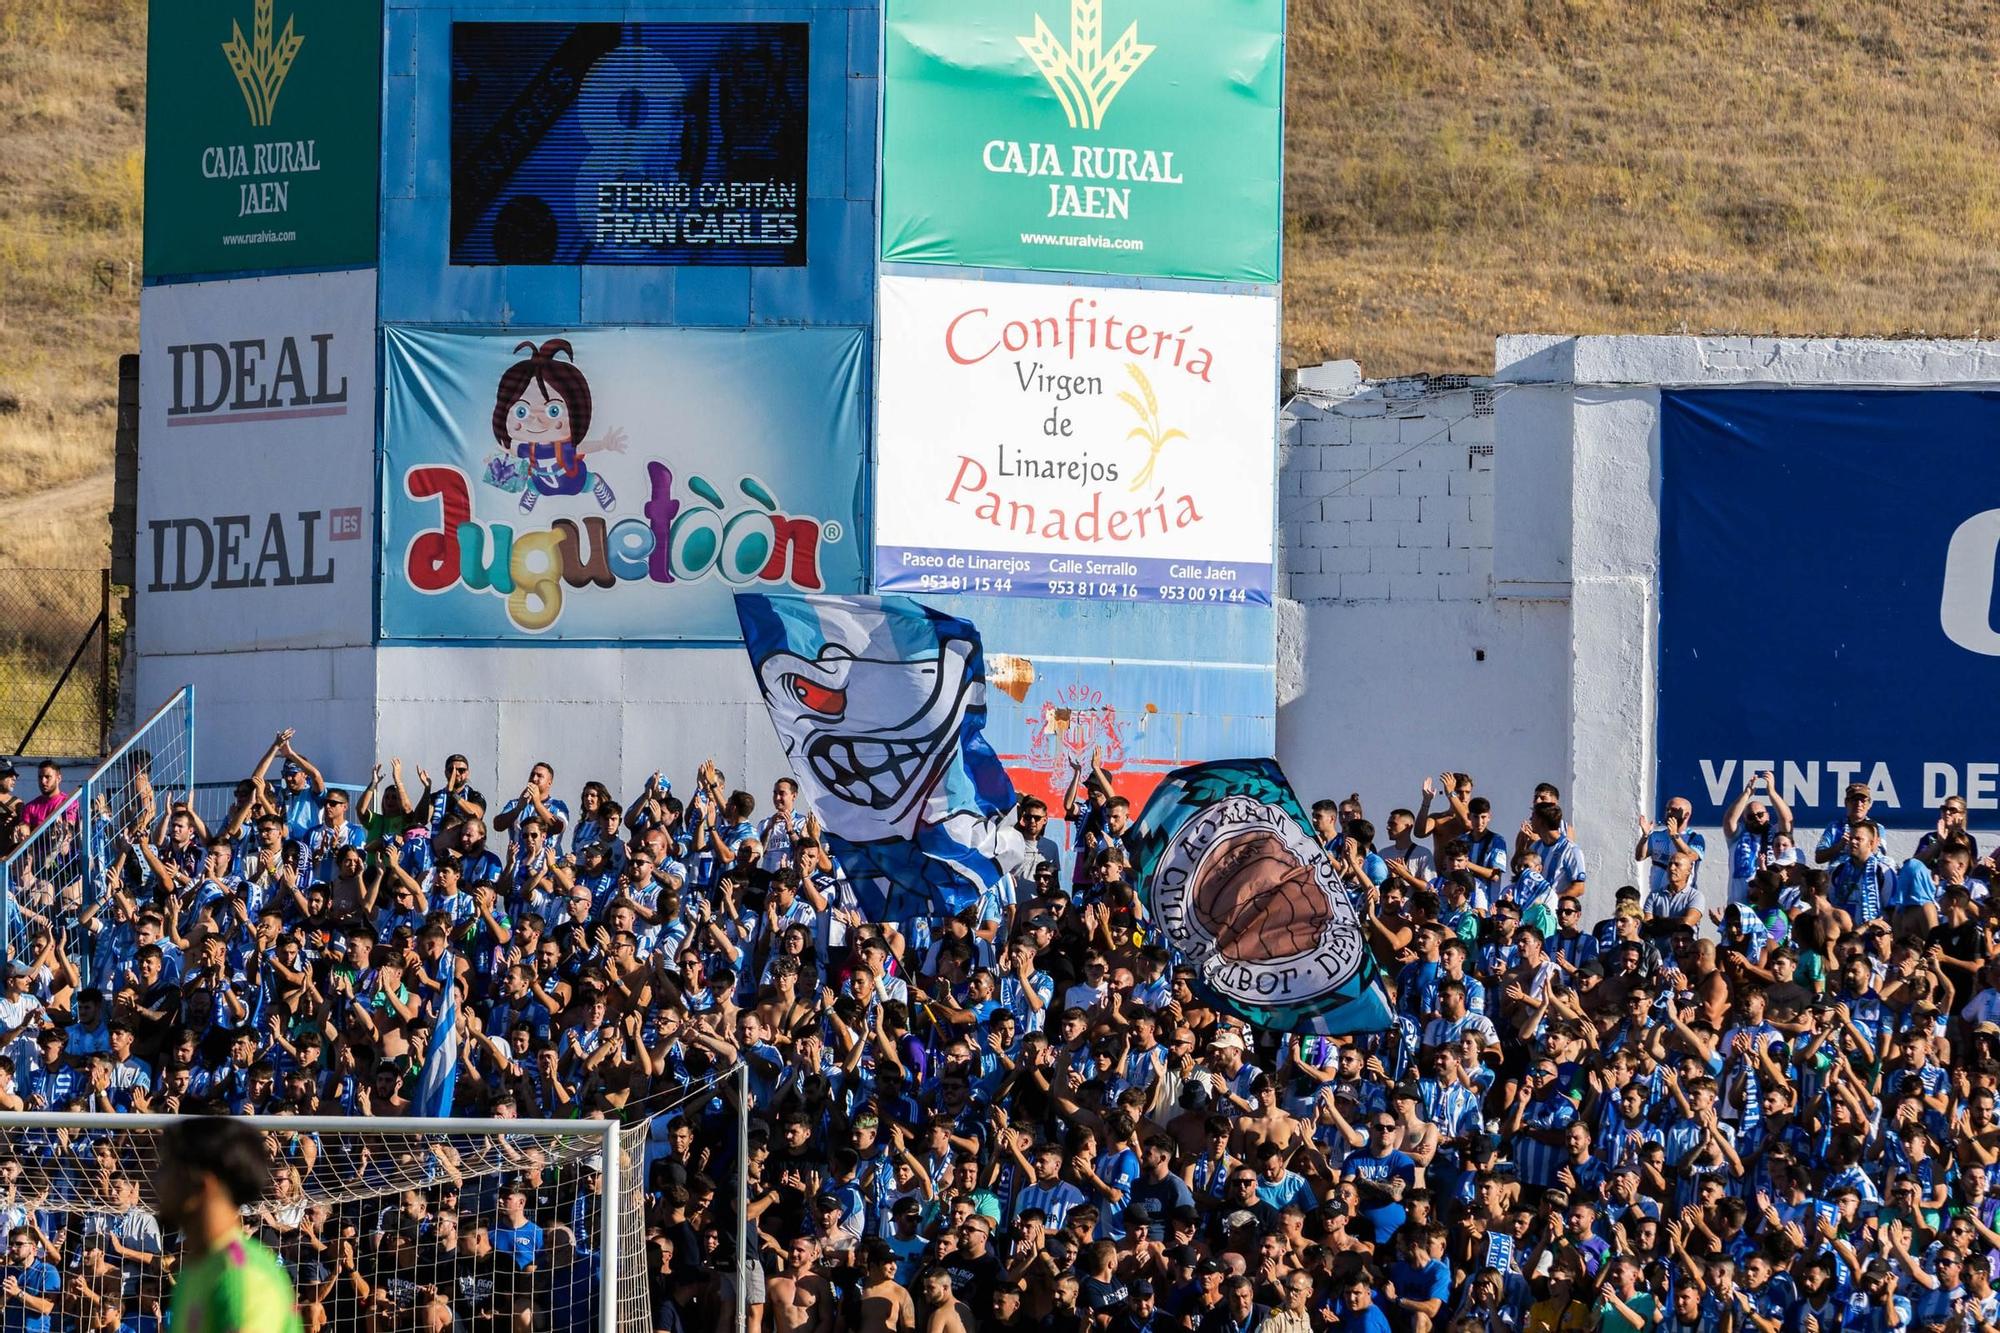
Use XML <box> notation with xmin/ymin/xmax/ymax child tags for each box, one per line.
<box><xmin>858</xmin><ymin>1239</ymin><xmax>916</xmax><ymax>1333</ymax></box>
<box><xmin>767</xmin><ymin>1235</ymin><xmax>836</xmax><ymax>1333</ymax></box>
<box><xmin>919</xmin><ymin>1266</ymin><xmax>969</xmax><ymax>1333</ymax></box>
<box><xmin>1230</xmin><ymin>1074</ymin><xmax>1302</xmax><ymax>1156</ymax></box>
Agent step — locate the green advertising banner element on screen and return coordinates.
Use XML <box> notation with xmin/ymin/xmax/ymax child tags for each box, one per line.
<box><xmin>881</xmin><ymin>0</ymin><xmax>1284</xmax><ymax>283</ymax></box>
<box><xmin>144</xmin><ymin>0</ymin><xmax>381</xmax><ymax>279</ymax></box>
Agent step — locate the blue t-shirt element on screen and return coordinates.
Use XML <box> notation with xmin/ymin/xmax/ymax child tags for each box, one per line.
<box><xmin>1340</xmin><ymin>1303</ymin><xmax>1394</xmax><ymax>1333</ymax></box>
<box><xmin>281</xmin><ymin>789</ymin><xmax>324</xmax><ymax>843</ymax></box>
<box><xmin>491</xmin><ymin>1220</ymin><xmax>545</xmax><ymax>1271</ymax></box>
<box><xmin>1643</xmin><ymin>829</ymin><xmax>1707</xmax><ymax>893</ymax></box>
<box><xmin>0</xmin><ymin>1259</ymin><xmax>60</xmax><ymax>1333</ymax></box>
<box><xmin>498</xmin><ymin>797</ymin><xmax>571</xmax><ymax>854</ymax></box>
<box><xmin>1387</xmin><ymin>1258</ymin><xmax>1452</xmax><ymax>1310</ymax></box>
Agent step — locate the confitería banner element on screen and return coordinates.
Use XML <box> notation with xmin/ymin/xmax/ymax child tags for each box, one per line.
<box><xmin>880</xmin><ymin>0</ymin><xmax>1284</xmax><ymax>282</ymax></box>
<box><xmin>382</xmin><ymin>326</ymin><xmax>867</xmax><ymax>641</ymax></box>
<box><xmin>873</xmin><ymin>274</ymin><xmax>1277</xmax><ymax>605</ymax></box>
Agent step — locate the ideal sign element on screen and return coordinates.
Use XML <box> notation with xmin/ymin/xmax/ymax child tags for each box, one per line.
<box><xmin>1659</xmin><ymin>389</ymin><xmax>2000</xmax><ymax>827</ymax></box>
<box><xmin>165</xmin><ymin>333</ymin><xmax>349</xmax><ymax>424</ymax></box>
<box><xmin>137</xmin><ymin>271</ymin><xmax>377</xmax><ymax>654</ymax></box>
<box><xmin>146</xmin><ymin>509</ymin><xmax>361</xmax><ymax>593</ymax></box>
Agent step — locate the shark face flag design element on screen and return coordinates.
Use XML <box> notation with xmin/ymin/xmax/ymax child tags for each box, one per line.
<box><xmin>735</xmin><ymin>593</ymin><xmax>1024</xmax><ymax>918</ymax></box>
<box><xmin>1129</xmin><ymin>759</ymin><xmax>1391</xmax><ymax>1036</ymax></box>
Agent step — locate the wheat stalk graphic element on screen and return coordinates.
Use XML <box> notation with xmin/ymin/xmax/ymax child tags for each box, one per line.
<box><xmin>221</xmin><ymin>0</ymin><xmax>304</xmax><ymax>127</ymax></box>
<box><xmin>1119</xmin><ymin>364</ymin><xmax>1187</xmax><ymax>492</ymax></box>
<box><xmin>1018</xmin><ymin>0</ymin><xmax>1155</xmax><ymax>131</ymax></box>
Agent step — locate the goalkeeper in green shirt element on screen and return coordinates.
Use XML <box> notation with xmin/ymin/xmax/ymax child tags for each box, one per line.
<box><xmin>151</xmin><ymin>1115</ymin><xmax>303</xmax><ymax>1333</ymax></box>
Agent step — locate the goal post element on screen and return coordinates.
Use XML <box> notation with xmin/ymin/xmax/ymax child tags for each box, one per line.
<box><xmin>0</xmin><ymin>1110</ymin><xmax>649</xmax><ymax>1333</ymax></box>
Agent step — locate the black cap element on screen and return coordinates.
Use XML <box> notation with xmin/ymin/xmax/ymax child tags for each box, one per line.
<box><xmin>814</xmin><ymin>1192</ymin><xmax>841</xmax><ymax>1210</ymax></box>
<box><xmin>1167</xmin><ymin>1244</ymin><xmax>1199</xmax><ymax>1268</ymax></box>
<box><xmin>1027</xmin><ymin>914</ymin><xmax>1057</xmax><ymax>931</ymax></box>
<box><xmin>1131</xmin><ymin>1280</ymin><xmax>1155</xmax><ymax>1299</ymax></box>
<box><xmin>1169</xmin><ymin>1204</ymin><xmax>1201</xmax><ymax>1226</ymax></box>
<box><xmin>1197</xmin><ymin>1259</ymin><xmax>1227</xmax><ymax>1277</ymax></box>
<box><xmin>1122</xmin><ymin>1202</ymin><xmax>1153</xmax><ymax>1225</ymax></box>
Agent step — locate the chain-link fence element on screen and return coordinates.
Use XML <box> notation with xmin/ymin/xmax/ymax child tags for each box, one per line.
<box><xmin>0</xmin><ymin>568</ymin><xmax>115</xmax><ymax>758</ymax></box>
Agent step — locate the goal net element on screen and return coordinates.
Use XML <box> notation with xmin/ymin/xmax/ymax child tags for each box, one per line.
<box><xmin>0</xmin><ymin>1112</ymin><xmax>654</xmax><ymax>1333</ymax></box>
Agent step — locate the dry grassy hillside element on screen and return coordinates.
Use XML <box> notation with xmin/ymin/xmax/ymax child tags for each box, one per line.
<box><xmin>6</xmin><ymin>0</ymin><xmax>2000</xmax><ymax>569</ymax></box>
<box><xmin>1284</xmin><ymin>0</ymin><xmax>2000</xmax><ymax>370</ymax></box>
<box><xmin>0</xmin><ymin>0</ymin><xmax>143</xmax><ymax>570</ymax></box>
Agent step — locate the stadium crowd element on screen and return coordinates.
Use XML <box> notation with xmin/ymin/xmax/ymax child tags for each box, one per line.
<box><xmin>2</xmin><ymin>738</ymin><xmax>1999</xmax><ymax>1333</ymax></box>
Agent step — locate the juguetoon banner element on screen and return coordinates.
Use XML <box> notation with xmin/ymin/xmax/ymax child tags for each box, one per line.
<box><xmin>382</xmin><ymin>327</ymin><xmax>867</xmax><ymax>642</ymax></box>
<box><xmin>880</xmin><ymin>0</ymin><xmax>1284</xmax><ymax>282</ymax></box>
<box><xmin>874</xmin><ymin>274</ymin><xmax>1277</xmax><ymax>605</ymax></box>
<box><xmin>144</xmin><ymin>0</ymin><xmax>381</xmax><ymax>279</ymax></box>
<box><xmin>136</xmin><ymin>270</ymin><xmax>377</xmax><ymax>653</ymax></box>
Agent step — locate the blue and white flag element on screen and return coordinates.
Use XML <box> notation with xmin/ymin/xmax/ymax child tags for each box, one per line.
<box><xmin>735</xmin><ymin>593</ymin><xmax>1024</xmax><ymax>920</ymax></box>
<box><xmin>414</xmin><ymin>983</ymin><xmax>461</xmax><ymax>1118</ymax></box>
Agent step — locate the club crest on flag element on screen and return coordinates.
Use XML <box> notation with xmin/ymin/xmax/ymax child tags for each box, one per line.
<box><xmin>1130</xmin><ymin>758</ymin><xmax>1390</xmax><ymax>1035</ymax></box>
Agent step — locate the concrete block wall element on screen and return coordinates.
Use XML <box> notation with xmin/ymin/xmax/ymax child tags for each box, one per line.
<box><xmin>1279</xmin><ymin>364</ymin><xmax>1497</xmax><ymax>605</ymax></box>
<box><xmin>1275</xmin><ymin>360</ymin><xmax>1566</xmax><ymax>874</ymax></box>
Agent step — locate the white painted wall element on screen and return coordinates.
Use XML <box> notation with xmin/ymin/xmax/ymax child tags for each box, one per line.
<box><xmin>1279</xmin><ymin>337</ymin><xmax>2000</xmax><ymax>927</ymax></box>
<box><xmin>372</xmin><ymin>646</ymin><xmax>793</xmax><ymax>815</ymax></box>
<box><xmin>135</xmin><ymin>641</ymin><xmax>377</xmax><ymax>785</ymax></box>
<box><xmin>1276</xmin><ymin>368</ymin><xmax>1568</xmax><ymax>883</ymax></box>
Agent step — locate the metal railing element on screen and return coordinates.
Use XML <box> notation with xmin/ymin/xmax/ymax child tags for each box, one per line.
<box><xmin>0</xmin><ymin>686</ymin><xmax>193</xmax><ymax>961</ymax></box>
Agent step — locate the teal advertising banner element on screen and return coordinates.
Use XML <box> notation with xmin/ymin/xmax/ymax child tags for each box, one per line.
<box><xmin>880</xmin><ymin>0</ymin><xmax>1284</xmax><ymax>282</ymax></box>
<box><xmin>144</xmin><ymin>0</ymin><xmax>381</xmax><ymax>280</ymax></box>
<box><xmin>382</xmin><ymin>327</ymin><xmax>868</xmax><ymax>642</ymax></box>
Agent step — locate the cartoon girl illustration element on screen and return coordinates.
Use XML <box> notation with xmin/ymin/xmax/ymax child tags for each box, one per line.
<box><xmin>482</xmin><ymin>339</ymin><xmax>626</xmax><ymax>512</ymax></box>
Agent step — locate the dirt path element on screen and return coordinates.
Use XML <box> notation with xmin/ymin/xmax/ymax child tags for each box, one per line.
<box><xmin>0</xmin><ymin>468</ymin><xmax>115</xmax><ymax>569</ymax></box>
<box><xmin>0</xmin><ymin>468</ymin><xmax>112</xmax><ymax>529</ymax></box>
